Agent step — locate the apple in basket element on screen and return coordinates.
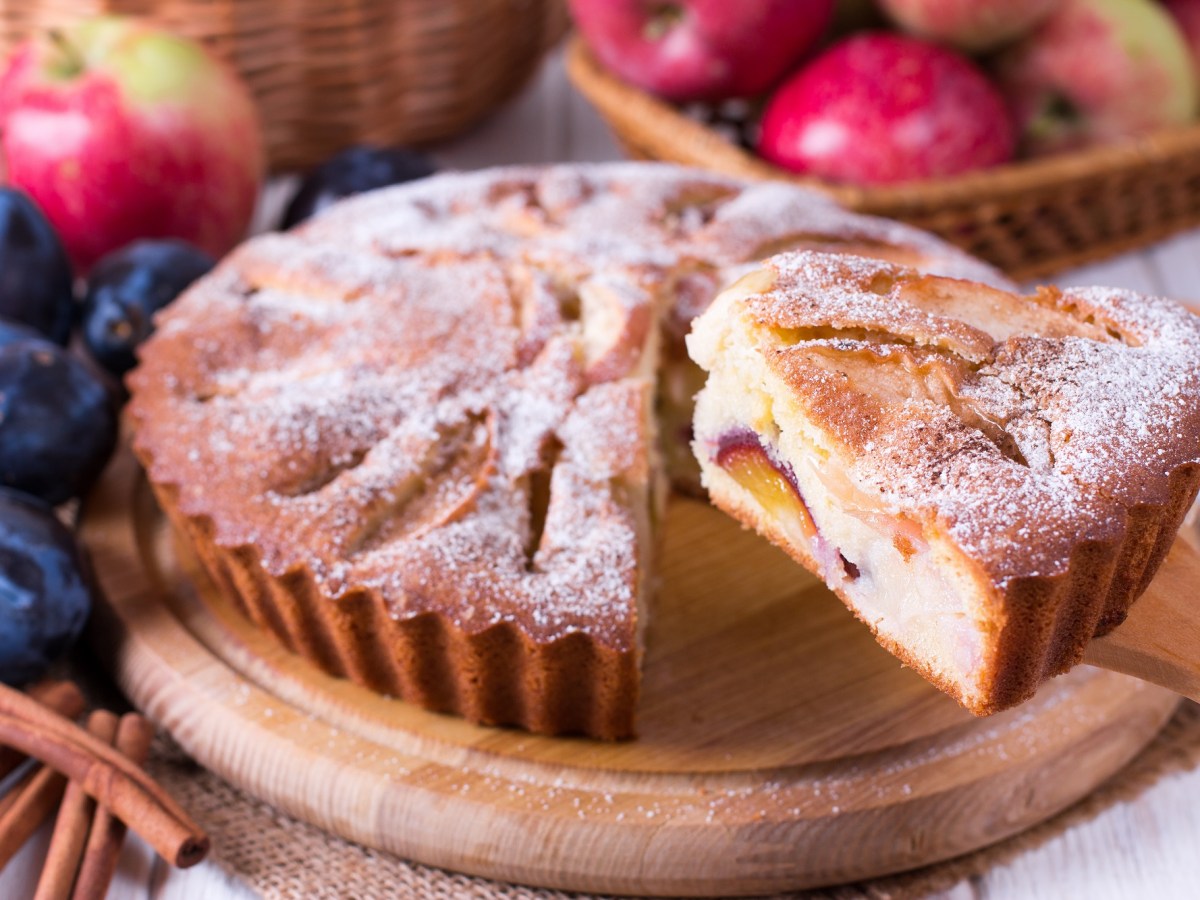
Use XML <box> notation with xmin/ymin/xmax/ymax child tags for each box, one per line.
<box><xmin>568</xmin><ymin>0</ymin><xmax>836</xmax><ymax>102</ymax></box>
<box><xmin>994</xmin><ymin>0</ymin><xmax>1198</xmax><ymax>156</ymax></box>
<box><xmin>876</xmin><ymin>0</ymin><xmax>1061</xmax><ymax>52</ymax></box>
<box><xmin>1164</xmin><ymin>0</ymin><xmax>1200</xmax><ymax>88</ymax></box>
<box><xmin>0</xmin><ymin>16</ymin><xmax>264</xmax><ymax>272</ymax></box>
<box><xmin>758</xmin><ymin>33</ymin><xmax>1015</xmax><ymax>185</ymax></box>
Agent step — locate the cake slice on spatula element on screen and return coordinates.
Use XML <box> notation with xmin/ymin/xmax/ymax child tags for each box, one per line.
<box><xmin>687</xmin><ymin>250</ymin><xmax>1200</xmax><ymax>714</ymax></box>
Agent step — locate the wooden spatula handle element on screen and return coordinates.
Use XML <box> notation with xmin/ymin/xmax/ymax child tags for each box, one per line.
<box><xmin>1083</xmin><ymin>538</ymin><xmax>1200</xmax><ymax>703</ymax></box>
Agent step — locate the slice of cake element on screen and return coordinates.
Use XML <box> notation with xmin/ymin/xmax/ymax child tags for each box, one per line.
<box><xmin>687</xmin><ymin>251</ymin><xmax>1200</xmax><ymax>714</ymax></box>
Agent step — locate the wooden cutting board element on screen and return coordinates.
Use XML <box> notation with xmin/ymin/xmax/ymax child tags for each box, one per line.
<box><xmin>79</xmin><ymin>446</ymin><xmax>1182</xmax><ymax>897</ymax></box>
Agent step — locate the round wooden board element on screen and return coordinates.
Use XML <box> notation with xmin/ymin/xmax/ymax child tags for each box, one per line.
<box><xmin>80</xmin><ymin>447</ymin><xmax>1181</xmax><ymax>897</ymax></box>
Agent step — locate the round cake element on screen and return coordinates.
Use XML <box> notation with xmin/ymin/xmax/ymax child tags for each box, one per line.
<box><xmin>127</xmin><ymin>163</ymin><xmax>1010</xmax><ymax>739</ymax></box>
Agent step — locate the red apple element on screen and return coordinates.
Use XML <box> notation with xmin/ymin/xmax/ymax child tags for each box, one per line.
<box><xmin>877</xmin><ymin>0</ymin><xmax>1061</xmax><ymax>52</ymax></box>
<box><xmin>758</xmin><ymin>33</ymin><xmax>1015</xmax><ymax>185</ymax></box>
<box><xmin>1165</xmin><ymin>0</ymin><xmax>1200</xmax><ymax>88</ymax></box>
<box><xmin>994</xmin><ymin>0</ymin><xmax>1197</xmax><ymax>156</ymax></box>
<box><xmin>568</xmin><ymin>0</ymin><xmax>836</xmax><ymax>102</ymax></box>
<box><xmin>0</xmin><ymin>17</ymin><xmax>264</xmax><ymax>271</ymax></box>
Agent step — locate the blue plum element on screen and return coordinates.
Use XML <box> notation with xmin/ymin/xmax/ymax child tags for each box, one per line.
<box><xmin>0</xmin><ymin>489</ymin><xmax>93</xmax><ymax>685</ymax></box>
<box><xmin>0</xmin><ymin>189</ymin><xmax>75</xmax><ymax>345</ymax></box>
<box><xmin>0</xmin><ymin>341</ymin><xmax>117</xmax><ymax>505</ymax></box>
<box><xmin>82</xmin><ymin>239</ymin><xmax>215</xmax><ymax>377</ymax></box>
<box><xmin>281</xmin><ymin>145</ymin><xmax>436</xmax><ymax>229</ymax></box>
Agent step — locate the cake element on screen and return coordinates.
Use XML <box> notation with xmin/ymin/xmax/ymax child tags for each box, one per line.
<box><xmin>128</xmin><ymin>163</ymin><xmax>1011</xmax><ymax>739</ymax></box>
<box><xmin>687</xmin><ymin>250</ymin><xmax>1200</xmax><ymax>715</ymax></box>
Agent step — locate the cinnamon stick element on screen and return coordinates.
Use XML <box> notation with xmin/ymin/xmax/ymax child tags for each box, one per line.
<box><xmin>0</xmin><ymin>683</ymin><xmax>208</xmax><ymax>867</ymax></box>
<box><xmin>0</xmin><ymin>764</ymin><xmax>38</xmax><ymax>818</ymax></box>
<box><xmin>0</xmin><ymin>681</ymin><xmax>86</xmax><ymax>781</ymax></box>
<box><xmin>70</xmin><ymin>714</ymin><xmax>156</xmax><ymax>900</ymax></box>
<box><xmin>0</xmin><ymin>762</ymin><xmax>68</xmax><ymax>868</ymax></box>
<box><xmin>33</xmin><ymin>711</ymin><xmax>119</xmax><ymax>900</ymax></box>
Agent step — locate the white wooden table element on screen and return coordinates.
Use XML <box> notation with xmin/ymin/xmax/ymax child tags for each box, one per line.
<box><xmin>5</xmin><ymin>48</ymin><xmax>1200</xmax><ymax>899</ymax></box>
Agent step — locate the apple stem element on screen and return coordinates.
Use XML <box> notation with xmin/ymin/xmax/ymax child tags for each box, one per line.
<box><xmin>46</xmin><ymin>29</ymin><xmax>84</xmax><ymax>79</ymax></box>
<box><xmin>643</xmin><ymin>4</ymin><xmax>684</xmax><ymax>42</ymax></box>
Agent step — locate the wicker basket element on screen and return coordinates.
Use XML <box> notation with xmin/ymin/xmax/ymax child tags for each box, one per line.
<box><xmin>567</xmin><ymin>36</ymin><xmax>1200</xmax><ymax>281</ymax></box>
<box><xmin>0</xmin><ymin>1</ymin><xmax>570</xmax><ymax>171</ymax></box>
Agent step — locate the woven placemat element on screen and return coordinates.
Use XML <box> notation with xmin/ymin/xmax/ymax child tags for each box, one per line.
<box><xmin>143</xmin><ymin>700</ymin><xmax>1200</xmax><ymax>900</ymax></box>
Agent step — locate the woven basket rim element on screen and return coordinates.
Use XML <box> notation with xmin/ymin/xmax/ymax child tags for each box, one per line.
<box><xmin>566</xmin><ymin>36</ymin><xmax>1200</xmax><ymax>216</ymax></box>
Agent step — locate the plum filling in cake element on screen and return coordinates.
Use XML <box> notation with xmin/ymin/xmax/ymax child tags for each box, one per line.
<box><xmin>714</xmin><ymin>430</ymin><xmax>868</xmax><ymax>584</ymax></box>
<box><xmin>714</xmin><ymin>429</ymin><xmax>816</xmax><ymax>541</ymax></box>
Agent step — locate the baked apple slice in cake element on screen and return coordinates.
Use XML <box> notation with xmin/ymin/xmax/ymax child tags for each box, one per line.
<box><xmin>687</xmin><ymin>251</ymin><xmax>1200</xmax><ymax>714</ymax></box>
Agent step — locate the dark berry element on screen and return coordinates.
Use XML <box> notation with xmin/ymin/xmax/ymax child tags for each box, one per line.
<box><xmin>0</xmin><ymin>341</ymin><xmax>117</xmax><ymax>505</ymax></box>
<box><xmin>281</xmin><ymin>145</ymin><xmax>437</xmax><ymax>229</ymax></box>
<box><xmin>0</xmin><ymin>189</ymin><xmax>75</xmax><ymax>344</ymax></box>
<box><xmin>81</xmin><ymin>239</ymin><xmax>215</xmax><ymax>377</ymax></box>
<box><xmin>0</xmin><ymin>489</ymin><xmax>92</xmax><ymax>686</ymax></box>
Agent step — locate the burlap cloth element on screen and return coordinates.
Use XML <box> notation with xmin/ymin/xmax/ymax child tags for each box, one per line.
<box><xmin>141</xmin><ymin>700</ymin><xmax>1200</xmax><ymax>900</ymax></box>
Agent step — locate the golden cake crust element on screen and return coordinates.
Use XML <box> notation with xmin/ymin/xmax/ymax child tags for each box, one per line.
<box><xmin>129</xmin><ymin>164</ymin><xmax>1012</xmax><ymax>739</ymax></box>
<box><xmin>689</xmin><ymin>251</ymin><xmax>1200</xmax><ymax>714</ymax></box>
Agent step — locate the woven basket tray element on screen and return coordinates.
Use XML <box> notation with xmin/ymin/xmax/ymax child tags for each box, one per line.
<box><xmin>567</xmin><ymin>36</ymin><xmax>1200</xmax><ymax>281</ymax></box>
<box><xmin>0</xmin><ymin>1</ymin><xmax>569</xmax><ymax>171</ymax></box>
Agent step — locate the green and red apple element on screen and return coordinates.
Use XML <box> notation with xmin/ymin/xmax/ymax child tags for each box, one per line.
<box><xmin>1165</xmin><ymin>0</ymin><xmax>1200</xmax><ymax>89</ymax></box>
<box><xmin>995</xmin><ymin>0</ymin><xmax>1197</xmax><ymax>155</ymax></box>
<box><xmin>0</xmin><ymin>17</ymin><xmax>264</xmax><ymax>271</ymax></box>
